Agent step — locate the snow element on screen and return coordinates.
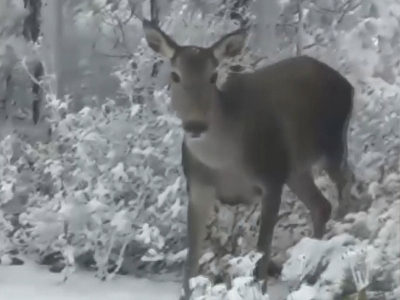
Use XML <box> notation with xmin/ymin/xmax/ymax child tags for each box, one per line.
<box><xmin>0</xmin><ymin>262</ymin><xmax>291</xmax><ymax>300</ymax></box>
<box><xmin>280</xmin><ymin>197</ymin><xmax>400</xmax><ymax>300</ymax></box>
<box><xmin>0</xmin><ymin>262</ymin><xmax>181</xmax><ymax>300</ymax></box>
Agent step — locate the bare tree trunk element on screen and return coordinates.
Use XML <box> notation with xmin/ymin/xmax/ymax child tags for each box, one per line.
<box><xmin>53</xmin><ymin>0</ymin><xmax>65</xmax><ymax>99</ymax></box>
<box><xmin>23</xmin><ymin>0</ymin><xmax>43</xmax><ymax>125</ymax></box>
<box><xmin>0</xmin><ymin>73</ymin><xmax>13</xmax><ymax>120</ymax></box>
<box><xmin>150</xmin><ymin>0</ymin><xmax>162</xmax><ymax>79</ymax></box>
<box><xmin>31</xmin><ymin>64</ymin><xmax>44</xmax><ymax>125</ymax></box>
<box><xmin>150</xmin><ymin>0</ymin><xmax>160</xmax><ymax>24</ymax></box>
<box><xmin>0</xmin><ymin>45</ymin><xmax>17</xmax><ymax>120</ymax></box>
<box><xmin>23</xmin><ymin>0</ymin><xmax>41</xmax><ymax>42</ymax></box>
<box><xmin>295</xmin><ymin>0</ymin><xmax>304</xmax><ymax>56</ymax></box>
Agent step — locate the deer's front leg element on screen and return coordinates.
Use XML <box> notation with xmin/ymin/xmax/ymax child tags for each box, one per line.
<box><xmin>254</xmin><ymin>184</ymin><xmax>283</xmax><ymax>294</ymax></box>
<box><xmin>181</xmin><ymin>180</ymin><xmax>215</xmax><ymax>300</ymax></box>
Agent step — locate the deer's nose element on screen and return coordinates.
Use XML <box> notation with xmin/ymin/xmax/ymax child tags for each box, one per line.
<box><xmin>183</xmin><ymin>121</ymin><xmax>208</xmax><ymax>138</ymax></box>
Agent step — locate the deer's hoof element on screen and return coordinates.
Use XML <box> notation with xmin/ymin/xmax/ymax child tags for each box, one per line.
<box><xmin>253</xmin><ymin>258</ymin><xmax>282</xmax><ymax>280</ymax></box>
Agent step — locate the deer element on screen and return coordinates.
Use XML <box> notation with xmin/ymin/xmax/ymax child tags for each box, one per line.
<box><xmin>142</xmin><ymin>19</ymin><xmax>355</xmax><ymax>300</ymax></box>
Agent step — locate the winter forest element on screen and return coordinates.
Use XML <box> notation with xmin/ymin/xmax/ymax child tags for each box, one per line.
<box><xmin>0</xmin><ymin>0</ymin><xmax>399</xmax><ymax>299</ymax></box>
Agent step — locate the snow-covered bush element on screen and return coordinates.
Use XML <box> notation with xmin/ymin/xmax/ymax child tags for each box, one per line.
<box><xmin>0</xmin><ymin>79</ymin><xmax>185</xmax><ymax>278</ymax></box>
<box><xmin>189</xmin><ymin>252</ymin><xmax>270</xmax><ymax>300</ymax></box>
<box><xmin>0</xmin><ymin>0</ymin><xmax>256</xmax><ymax>278</ymax></box>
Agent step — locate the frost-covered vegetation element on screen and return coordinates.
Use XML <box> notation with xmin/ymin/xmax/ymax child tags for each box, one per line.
<box><xmin>0</xmin><ymin>0</ymin><xmax>399</xmax><ymax>299</ymax></box>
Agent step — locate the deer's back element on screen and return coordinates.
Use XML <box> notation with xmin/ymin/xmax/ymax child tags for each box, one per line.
<box><xmin>222</xmin><ymin>55</ymin><xmax>354</xmax><ymax>175</ymax></box>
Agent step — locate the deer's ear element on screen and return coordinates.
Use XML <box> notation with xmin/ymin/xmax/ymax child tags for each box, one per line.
<box><xmin>210</xmin><ymin>27</ymin><xmax>248</xmax><ymax>62</ymax></box>
<box><xmin>142</xmin><ymin>19</ymin><xmax>178</xmax><ymax>59</ymax></box>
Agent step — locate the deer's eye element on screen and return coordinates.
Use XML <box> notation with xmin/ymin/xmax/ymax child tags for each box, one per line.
<box><xmin>210</xmin><ymin>72</ymin><xmax>218</xmax><ymax>84</ymax></box>
<box><xmin>171</xmin><ymin>71</ymin><xmax>181</xmax><ymax>83</ymax></box>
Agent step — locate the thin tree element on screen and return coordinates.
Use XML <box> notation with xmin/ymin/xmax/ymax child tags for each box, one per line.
<box><xmin>150</xmin><ymin>0</ymin><xmax>162</xmax><ymax>78</ymax></box>
<box><xmin>23</xmin><ymin>0</ymin><xmax>43</xmax><ymax>125</ymax></box>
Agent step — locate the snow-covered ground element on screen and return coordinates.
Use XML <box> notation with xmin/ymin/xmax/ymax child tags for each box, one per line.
<box><xmin>0</xmin><ymin>262</ymin><xmax>292</xmax><ymax>300</ymax></box>
<box><xmin>0</xmin><ymin>262</ymin><xmax>181</xmax><ymax>300</ymax></box>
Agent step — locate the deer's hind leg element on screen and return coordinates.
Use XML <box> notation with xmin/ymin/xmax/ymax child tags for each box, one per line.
<box><xmin>324</xmin><ymin>152</ymin><xmax>355</xmax><ymax>220</ymax></box>
<box><xmin>288</xmin><ymin>170</ymin><xmax>332</xmax><ymax>239</ymax></box>
<box><xmin>254</xmin><ymin>181</ymin><xmax>284</xmax><ymax>293</ymax></box>
<box><xmin>319</xmin><ymin>103</ymin><xmax>355</xmax><ymax>219</ymax></box>
<box><xmin>321</xmin><ymin>125</ymin><xmax>355</xmax><ymax>220</ymax></box>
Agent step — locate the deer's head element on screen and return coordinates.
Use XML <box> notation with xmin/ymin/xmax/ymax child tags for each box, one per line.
<box><xmin>142</xmin><ymin>20</ymin><xmax>247</xmax><ymax>138</ymax></box>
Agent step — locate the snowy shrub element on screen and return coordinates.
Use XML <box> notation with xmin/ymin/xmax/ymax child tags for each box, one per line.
<box><xmin>0</xmin><ymin>0</ymin><xmax>257</xmax><ymax>278</ymax></box>
<box><xmin>189</xmin><ymin>252</ymin><xmax>269</xmax><ymax>300</ymax></box>
<box><xmin>1</xmin><ymin>88</ymin><xmax>186</xmax><ymax>276</ymax></box>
